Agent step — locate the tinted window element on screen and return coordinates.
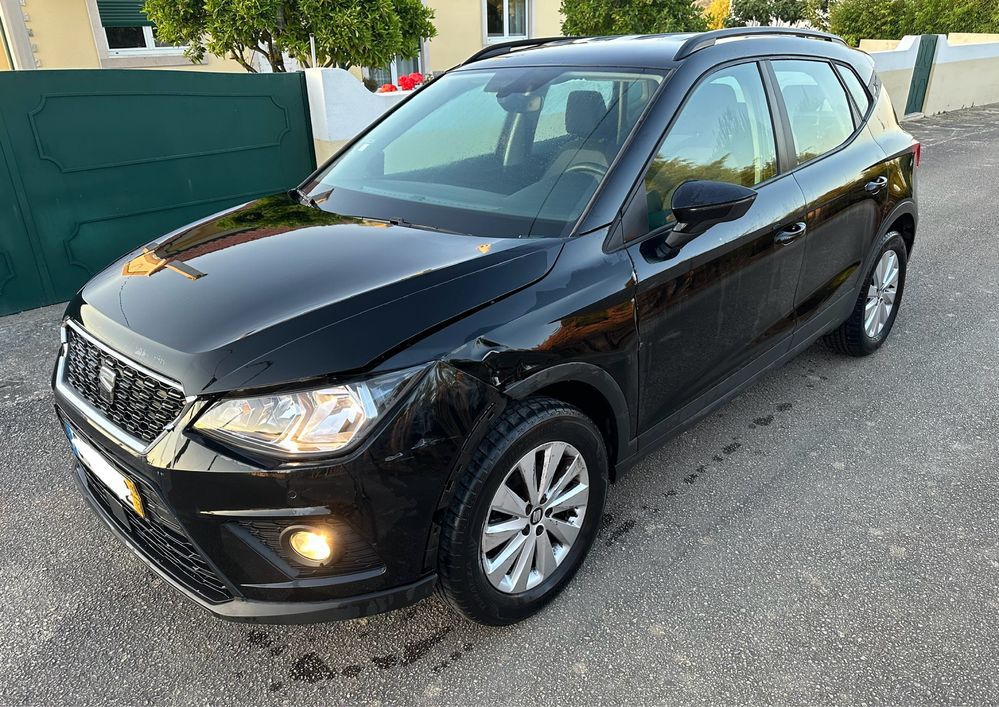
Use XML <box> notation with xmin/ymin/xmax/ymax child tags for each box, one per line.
<box><xmin>835</xmin><ymin>64</ymin><xmax>871</xmax><ymax>114</ymax></box>
<box><xmin>773</xmin><ymin>60</ymin><xmax>854</xmax><ymax>163</ymax></box>
<box><xmin>644</xmin><ymin>62</ymin><xmax>777</xmax><ymax>231</ymax></box>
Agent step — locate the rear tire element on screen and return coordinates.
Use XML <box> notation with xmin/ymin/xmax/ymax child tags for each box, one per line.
<box><xmin>437</xmin><ymin>397</ymin><xmax>608</xmax><ymax>625</ymax></box>
<box><xmin>824</xmin><ymin>231</ymin><xmax>907</xmax><ymax>356</ymax></box>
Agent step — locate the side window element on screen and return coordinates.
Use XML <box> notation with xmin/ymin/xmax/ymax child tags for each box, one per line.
<box><xmin>644</xmin><ymin>62</ymin><xmax>777</xmax><ymax>231</ymax></box>
<box><xmin>835</xmin><ymin>64</ymin><xmax>872</xmax><ymax>115</ymax></box>
<box><xmin>772</xmin><ymin>60</ymin><xmax>855</xmax><ymax>164</ymax></box>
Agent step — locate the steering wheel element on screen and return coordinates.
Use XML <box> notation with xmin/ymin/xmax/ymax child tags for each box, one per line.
<box><xmin>563</xmin><ymin>161</ymin><xmax>608</xmax><ymax>179</ymax></box>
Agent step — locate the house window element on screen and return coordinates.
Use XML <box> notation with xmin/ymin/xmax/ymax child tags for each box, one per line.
<box><xmin>368</xmin><ymin>53</ymin><xmax>424</xmax><ymax>88</ymax></box>
<box><xmin>95</xmin><ymin>0</ymin><xmax>183</xmax><ymax>55</ymax></box>
<box><xmin>105</xmin><ymin>26</ymin><xmax>182</xmax><ymax>55</ymax></box>
<box><xmin>485</xmin><ymin>0</ymin><xmax>528</xmax><ymax>41</ymax></box>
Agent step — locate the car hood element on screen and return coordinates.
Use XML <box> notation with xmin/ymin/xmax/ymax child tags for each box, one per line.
<box><xmin>69</xmin><ymin>194</ymin><xmax>563</xmax><ymax>394</ymax></box>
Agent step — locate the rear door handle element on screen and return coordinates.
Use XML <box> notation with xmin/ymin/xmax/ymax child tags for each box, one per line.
<box><xmin>774</xmin><ymin>221</ymin><xmax>807</xmax><ymax>245</ymax></box>
<box><xmin>865</xmin><ymin>176</ymin><xmax>888</xmax><ymax>194</ymax></box>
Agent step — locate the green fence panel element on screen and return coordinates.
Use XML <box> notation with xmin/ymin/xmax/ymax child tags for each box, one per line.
<box><xmin>905</xmin><ymin>35</ymin><xmax>939</xmax><ymax>116</ymax></box>
<box><xmin>0</xmin><ymin>69</ymin><xmax>315</xmax><ymax>315</ymax></box>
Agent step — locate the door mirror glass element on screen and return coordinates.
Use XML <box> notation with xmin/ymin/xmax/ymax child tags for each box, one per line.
<box><xmin>666</xmin><ymin>180</ymin><xmax>757</xmax><ymax>248</ymax></box>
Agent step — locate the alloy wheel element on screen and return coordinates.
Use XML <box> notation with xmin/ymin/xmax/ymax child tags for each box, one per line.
<box><xmin>480</xmin><ymin>441</ymin><xmax>589</xmax><ymax>594</ymax></box>
<box><xmin>865</xmin><ymin>250</ymin><xmax>900</xmax><ymax>338</ymax></box>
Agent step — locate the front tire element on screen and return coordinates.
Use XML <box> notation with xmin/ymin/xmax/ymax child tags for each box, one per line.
<box><xmin>438</xmin><ymin>397</ymin><xmax>608</xmax><ymax>625</ymax></box>
<box><xmin>825</xmin><ymin>231</ymin><xmax>908</xmax><ymax>356</ymax></box>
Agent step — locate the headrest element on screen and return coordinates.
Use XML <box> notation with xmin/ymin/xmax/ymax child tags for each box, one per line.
<box><xmin>565</xmin><ymin>90</ymin><xmax>609</xmax><ymax>139</ymax></box>
<box><xmin>699</xmin><ymin>83</ymin><xmax>740</xmax><ymax>112</ymax></box>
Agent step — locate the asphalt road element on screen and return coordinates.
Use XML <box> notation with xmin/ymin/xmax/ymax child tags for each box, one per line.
<box><xmin>2</xmin><ymin>106</ymin><xmax>998</xmax><ymax>707</ymax></box>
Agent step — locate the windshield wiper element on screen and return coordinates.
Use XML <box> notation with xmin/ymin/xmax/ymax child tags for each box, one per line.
<box><xmin>289</xmin><ymin>187</ymin><xmax>332</xmax><ymax>209</ymax></box>
<box><xmin>288</xmin><ymin>187</ymin><xmax>313</xmax><ymax>207</ymax></box>
<box><xmin>386</xmin><ymin>217</ymin><xmax>466</xmax><ymax>236</ymax></box>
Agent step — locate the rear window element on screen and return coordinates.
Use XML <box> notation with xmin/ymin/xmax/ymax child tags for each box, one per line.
<box><xmin>835</xmin><ymin>64</ymin><xmax>872</xmax><ymax>115</ymax></box>
<box><xmin>772</xmin><ymin>60</ymin><xmax>855</xmax><ymax>163</ymax></box>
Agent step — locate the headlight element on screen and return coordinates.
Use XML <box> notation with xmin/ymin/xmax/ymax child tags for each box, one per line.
<box><xmin>193</xmin><ymin>366</ymin><xmax>425</xmax><ymax>457</ymax></box>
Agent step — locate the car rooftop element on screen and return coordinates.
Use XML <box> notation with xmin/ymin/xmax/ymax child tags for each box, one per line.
<box><xmin>462</xmin><ymin>27</ymin><xmax>852</xmax><ymax>71</ymax></box>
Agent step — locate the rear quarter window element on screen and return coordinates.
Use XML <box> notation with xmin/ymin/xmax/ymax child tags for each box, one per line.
<box><xmin>835</xmin><ymin>64</ymin><xmax>872</xmax><ymax>115</ymax></box>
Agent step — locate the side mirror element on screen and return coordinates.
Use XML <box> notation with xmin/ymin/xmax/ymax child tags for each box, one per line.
<box><xmin>666</xmin><ymin>180</ymin><xmax>757</xmax><ymax>251</ymax></box>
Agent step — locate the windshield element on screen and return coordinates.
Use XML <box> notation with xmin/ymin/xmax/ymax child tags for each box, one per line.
<box><xmin>305</xmin><ymin>66</ymin><xmax>664</xmax><ymax>238</ymax></box>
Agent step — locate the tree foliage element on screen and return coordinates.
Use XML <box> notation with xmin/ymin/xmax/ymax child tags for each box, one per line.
<box><xmin>560</xmin><ymin>0</ymin><xmax>708</xmax><ymax>36</ymax></box>
<box><xmin>803</xmin><ymin>0</ymin><xmax>832</xmax><ymax>31</ymax></box>
<box><xmin>829</xmin><ymin>0</ymin><xmax>998</xmax><ymax>45</ymax></box>
<box><xmin>704</xmin><ymin>0</ymin><xmax>731</xmax><ymax>30</ymax></box>
<box><xmin>727</xmin><ymin>0</ymin><xmax>806</xmax><ymax>26</ymax></box>
<box><xmin>143</xmin><ymin>0</ymin><xmax>436</xmax><ymax>72</ymax></box>
<box><xmin>828</xmin><ymin>0</ymin><xmax>910</xmax><ymax>44</ymax></box>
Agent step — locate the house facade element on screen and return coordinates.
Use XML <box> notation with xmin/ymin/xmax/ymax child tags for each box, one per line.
<box><xmin>0</xmin><ymin>0</ymin><xmax>564</xmax><ymax>75</ymax></box>
<box><xmin>425</xmin><ymin>0</ymin><xmax>564</xmax><ymax>71</ymax></box>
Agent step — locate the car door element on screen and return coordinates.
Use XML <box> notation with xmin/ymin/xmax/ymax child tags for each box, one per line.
<box><xmin>765</xmin><ymin>59</ymin><xmax>890</xmax><ymax>337</ymax></box>
<box><xmin>621</xmin><ymin>61</ymin><xmax>808</xmax><ymax>439</ymax></box>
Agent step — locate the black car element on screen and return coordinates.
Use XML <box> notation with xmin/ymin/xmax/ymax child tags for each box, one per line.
<box><xmin>54</xmin><ymin>28</ymin><xmax>918</xmax><ymax>625</ymax></box>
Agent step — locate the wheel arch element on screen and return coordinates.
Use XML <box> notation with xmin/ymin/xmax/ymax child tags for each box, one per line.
<box><xmin>504</xmin><ymin>363</ymin><xmax>632</xmax><ymax>481</ymax></box>
<box><xmin>882</xmin><ymin>200</ymin><xmax>917</xmax><ymax>258</ymax></box>
<box><xmin>860</xmin><ymin>200</ymin><xmax>916</xmax><ymax>282</ymax></box>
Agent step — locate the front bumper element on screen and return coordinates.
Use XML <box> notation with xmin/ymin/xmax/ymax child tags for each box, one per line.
<box><xmin>71</xmin><ymin>457</ymin><xmax>437</xmax><ymax>622</ymax></box>
<box><xmin>54</xmin><ymin>354</ymin><xmax>501</xmax><ymax>624</ymax></box>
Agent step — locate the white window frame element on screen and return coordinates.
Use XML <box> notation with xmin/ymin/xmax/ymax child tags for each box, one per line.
<box><xmin>483</xmin><ymin>0</ymin><xmax>531</xmax><ymax>44</ymax></box>
<box><xmin>365</xmin><ymin>47</ymin><xmax>426</xmax><ymax>86</ymax></box>
<box><xmin>387</xmin><ymin>53</ymin><xmax>424</xmax><ymax>84</ymax></box>
<box><xmin>84</xmin><ymin>0</ymin><xmax>195</xmax><ymax>68</ymax></box>
<box><xmin>105</xmin><ymin>26</ymin><xmax>186</xmax><ymax>57</ymax></box>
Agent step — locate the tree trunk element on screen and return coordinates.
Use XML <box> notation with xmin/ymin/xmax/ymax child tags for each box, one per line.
<box><xmin>264</xmin><ymin>32</ymin><xmax>286</xmax><ymax>72</ymax></box>
<box><xmin>230</xmin><ymin>50</ymin><xmax>257</xmax><ymax>73</ymax></box>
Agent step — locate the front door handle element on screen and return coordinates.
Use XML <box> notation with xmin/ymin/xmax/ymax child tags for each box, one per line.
<box><xmin>774</xmin><ymin>221</ymin><xmax>807</xmax><ymax>245</ymax></box>
<box><xmin>865</xmin><ymin>176</ymin><xmax>889</xmax><ymax>194</ymax></box>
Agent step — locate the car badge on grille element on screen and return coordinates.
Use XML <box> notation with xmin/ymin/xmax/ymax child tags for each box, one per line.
<box><xmin>98</xmin><ymin>363</ymin><xmax>117</xmax><ymax>404</ymax></box>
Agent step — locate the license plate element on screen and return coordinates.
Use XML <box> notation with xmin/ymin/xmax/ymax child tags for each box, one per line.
<box><xmin>65</xmin><ymin>423</ymin><xmax>145</xmax><ymax>518</ymax></box>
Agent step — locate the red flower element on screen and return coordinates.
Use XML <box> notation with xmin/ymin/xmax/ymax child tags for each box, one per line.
<box><xmin>377</xmin><ymin>83</ymin><xmax>398</xmax><ymax>93</ymax></box>
<box><xmin>398</xmin><ymin>75</ymin><xmax>416</xmax><ymax>91</ymax></box>
<box><xmin>408</xmin><ymin>72</ymin><xmax>423</xmax><ymax>84</ymax></box>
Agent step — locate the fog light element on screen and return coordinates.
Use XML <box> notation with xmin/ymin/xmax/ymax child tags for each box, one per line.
<box><xmin>285</xmin><ymin>527</ymin><xmax>333</xmax><ymax>566</ymax></box>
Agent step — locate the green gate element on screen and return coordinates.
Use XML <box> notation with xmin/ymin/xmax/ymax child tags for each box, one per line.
<box><xmin>905</xmin><ymin>34</ymin><xmax>939</xmax><ymax>116</ymax></box>
<box><xmin>0</xmin><ymin>69</ymin><xmax>315</xmax><ymax>315</ymax></box>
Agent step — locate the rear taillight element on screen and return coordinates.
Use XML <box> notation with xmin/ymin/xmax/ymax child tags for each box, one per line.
<box><xmin>913</xmin><ymin>141</ymin><xmax>921</xmax><ymax>168</ymax></box>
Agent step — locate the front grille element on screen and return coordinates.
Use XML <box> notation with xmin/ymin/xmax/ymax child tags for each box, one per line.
<box><xmin>64</xmin><ymin>326</ymin><xmax>186</xmax><ymax>446</ymax></box>
<box><xmin>79</xmin><ymin>455</ymin><xmax>232</xmax><ymax>604</ymax></box>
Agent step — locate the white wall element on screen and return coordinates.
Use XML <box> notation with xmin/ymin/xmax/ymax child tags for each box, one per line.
<box><xmin>923</xmin><ymin>37</ymin><xmax>999</xmax><ymax>114</ymax></box>
<box><xmin>865</xmin><ymin>35</ymin><xmax>921</xmax><ymax>114</ymax></box>
<box><xmin>305</xmin><ymin>68</ymin><xmax>408</xmax><ymax>164</ymax></box>
<box><xmin>866</xmin><ymin>34</ymin><xmax>999</xmax><ymax>116</ymax></box>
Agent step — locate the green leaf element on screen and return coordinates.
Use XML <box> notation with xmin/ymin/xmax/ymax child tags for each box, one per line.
<box><xmin>142</xmin><ymin>0</ymin><xmax>436</xmax><ymax>72</ymax></box>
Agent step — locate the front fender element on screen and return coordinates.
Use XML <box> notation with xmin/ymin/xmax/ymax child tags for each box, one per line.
<box><xmin>504</xmin><ymin>362</ymin><xmax>633</xmax><ymax>468</ymax></box>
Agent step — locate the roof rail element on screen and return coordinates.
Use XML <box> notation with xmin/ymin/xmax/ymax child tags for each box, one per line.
<box><xmin>673</xmin><ymin>27</ymin><xmax>847</xmax><ymax>60</ymax></box>
<box><xmin>462</xmin><ymin>36</ymin><xmax>585</xmax><ymax>65</ymax></box>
